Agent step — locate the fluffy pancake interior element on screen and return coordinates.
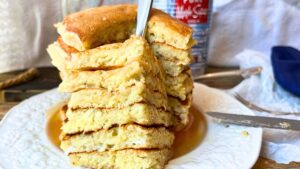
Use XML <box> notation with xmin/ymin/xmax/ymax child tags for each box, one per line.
<box><xmin>168</xmin><ymin>94</ymin><xmax>192</xmax><ymax>126</ymax></box>
<box><xmin>69</xmin><ymin>148</ymin><xmax>172</xmax><ymax>169</ymax></box>
<box><xmin>61</xmin><ymin>124</ymin><xmax>174</xmax><ymax>154</ymax></box>
<box><xmin>151</xmin><ymin>42</ymin><xmax>192</xmax><ymax>65</ymax></box>
<box><xmin>62</xmin><ymin>103</ymin><xmax>175</xmax><ymax>134</ymax></box>
<box><xmin>165</xmin><ymin>70</ymin><xmax>194</xmax><ymax>100</ymax></box>
<box><xmin>159</xmin><ymin>58</ymin><xmax>189</xmax><ymax>76</ymax></box>
<box><xmin>68</xmin><ymin>84</ymin><xmax>168</xmax><ymax>110</ymax></box>
<box><xmin>58</xmin><ymin>61</ymin><xmax>165</xmax><ymax>93</ymax></box>
<box><xmin>48</xmin><ymin>36</ymin><xmax>164</xmax><ymax>73</ymax></box>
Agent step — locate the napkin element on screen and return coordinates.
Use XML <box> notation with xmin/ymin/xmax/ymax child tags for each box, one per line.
<box><xmin>209</xmin><ymin>0</ymin><xmax>300</xmax><ymax>67</ymax></box>
<box><xmin>229</xmin><ymin>49</ymin><xmax>300</xmax><ymax>164</ymax></box>
<box><xmin>209</xmin><ymin>0</ymin><xmax>300</xmax><ymax>163</ymax></box>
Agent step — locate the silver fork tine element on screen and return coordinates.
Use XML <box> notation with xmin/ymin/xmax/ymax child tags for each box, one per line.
<box><xmin>233</xmin><ymin>93</ymin><xmax>300</xmax><ymax>116</ymax></box>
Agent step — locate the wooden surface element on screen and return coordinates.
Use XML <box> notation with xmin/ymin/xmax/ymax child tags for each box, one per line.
<box><xmin>0</xmin><ymin>66</ymin><xmax>299</xmax><ymax>169</ymax></box>
<box><xmin>0</xmin><ymin>68</ymin><xmax>61</xmax><ymax>103</ymax></box>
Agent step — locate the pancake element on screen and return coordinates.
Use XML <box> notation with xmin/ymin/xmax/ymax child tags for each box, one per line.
<box><xmin>47</xmin><ymin>36</ymin><xmax>163</xmax><ymax>74</ymax></box>
<box><xmin>168</xmin><ymin>94</ymin><xmax>193</xmax><ymax>126</ymax></box>
<box><xmin>61</xmin><ymin>124</ymin><xmax>174</xmax><ymax>154</ymax></box>
<box><xmin>68</xmin><ymin>84</ymin><xmax>168</xmax><ymax>110</ymax></box>
<box><xmin>58</xmin><ymin>62</ymin><xmax>165</xmax><ymax>93</ymax></box>
<box><xmin>151</xmin><ymin>42</ymin><xmax>192</xmax><ymax>65</ymax></box>
<box><xmin>159</xmin><ymin>58</ymin><xmax>189</xmax><ymax>76</ymax></box>
<box><xmin>69</xmin><ymin>148</ymin><xmax>172</xmax><ymax>169</ymax></box>
<box><xmin>55</xmin><ymin>4</ymin><xmax>195</xmax><ymax>51</ymax></box>
<box><xmin>165</xmin><ymin>71</ymin><xmax>194</xmax><ymax>100</ymax></box>
<box><xmin>147</xmin><ymin>8</ymin><xmax>196</xmax><ymax>50</ymax></box>
<box><xmin>47</xmin><ymin>41</ymin><xmax>70</xmax><ymax>73</ymax></box>
<box><xmin>151</xmin><ymin>41</ymin><xmax>193</xmax><ymax>76</ymax></box>
<box><xmin>62</xmin><ymin>103</ymin><xmax>175</xmax><ymax>134</ymax></box>
<box><xmin>55</xmin><ymin>5</ymin><xmax>136</xmax><ymax>51</ymax></box>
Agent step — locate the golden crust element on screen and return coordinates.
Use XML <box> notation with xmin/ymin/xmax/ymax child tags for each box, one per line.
<box><xmin>56</xmin><ymin>4</ymin><xmax>194</xmax><ymax>51</ymax></box>
<box><xmin>149</xmin><ymin>9</ymin><xmax>192</xmax><ymax>37</ymax></box>
<box><xmin>58</xmin><ymin>5</ymin><xmax>136</xmax><ymax>50</ymax></box>
<box><xmin>63</xmin><ymin>5</ymin><xmax>136</xmax><ymax>40</ymax></box>
<box><xmin>57</xmin><ymin>37</ymin><xmax>78</xmax><ymax>54</ymax></box>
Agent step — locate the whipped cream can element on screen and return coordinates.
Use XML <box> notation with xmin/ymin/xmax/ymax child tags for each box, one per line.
<box><xmin>153</xmin><ymin>0</ymin><xmax>213</xmax><ymax>77</ymax></box>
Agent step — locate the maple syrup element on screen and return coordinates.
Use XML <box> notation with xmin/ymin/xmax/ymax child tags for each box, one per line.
<box><xmin>46</xmin><ymin>104</ymin><xmax>207</xmax><ymax>158</ymax></box>
<box><xmin>173</xmin><ymin>106</ymin><xmax>207</xmax><ymax>158</ymax></box>
<box><xmin>45</xmin><ymin>102</ymin><xmax>67</xmax><ymax>148</ymax></box>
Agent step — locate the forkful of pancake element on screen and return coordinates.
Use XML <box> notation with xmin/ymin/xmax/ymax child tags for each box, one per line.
<box><xmin>47</xmin><ymin>2</ymin><xmax>196</xmax><ymax>169</ymax></box>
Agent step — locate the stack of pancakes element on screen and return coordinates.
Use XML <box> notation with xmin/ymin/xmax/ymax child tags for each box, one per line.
<box><xmin>47</xmin><ymin>4</ymin><xmax>195</xmax><ymax>169</ymax></box>
<box><xmin>54</xmin><ymin>4</ymin><xmax>195</xmax><ymax>128</ymax></box>
<box><xmin>48</xmin><ymin>36</ymin><xmax>175</xmax><ymax>168</ymax></box>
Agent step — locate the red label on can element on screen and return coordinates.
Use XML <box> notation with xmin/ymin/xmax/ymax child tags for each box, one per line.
<box><xmin>174</xmin><ymin>0</ymin><xmax>209</xmax><ymax>24</ymax></box>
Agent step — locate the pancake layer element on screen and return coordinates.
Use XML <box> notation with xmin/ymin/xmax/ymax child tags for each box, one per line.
<box><xmin>56</xmin><ymin>5</ymin><xmax>195</xmax><ymax>51</ymax></box>
<box><xmin>168</xmin><ymin>94</ymin><xmax>192</xmax><ymax>126</ymax></box>
<box><xmin>69</xmin><ymin>148</ymin><xmax>172</xmax><ymax>169</ymax></box>
<box><xmin>62</xmin><ymin>103</ymin><xmax>175</xmax><ymax>134</ymax></box>
<box><xmin>47</xmin><ymin>36</ymin><xmax>163</xmax><ymax>74</ymax></box>
<box><xmin>58</xmin><ymin>62</ymin><xmax>165</xmax><ymax>93</ymax></box>
<box><xmin>165</xmin><ymin>71</ymin><xmax>193</xmax><ymax>100</ymax></box>
<box><xmin>61</xmin><ymin>124</ymin><xmax>174</xmax><ymax>154</ymax></box>
<box><xmin>68</xmin><ymin>84</ymin><xmax>168</xmax><ymax>110</ymax></box>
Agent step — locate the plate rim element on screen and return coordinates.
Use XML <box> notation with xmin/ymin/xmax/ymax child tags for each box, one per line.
<box><xmin>167</xmin><ymin>83</ymin><xmax>262</xmax><ymax>169</ymax></box>
<box><xmin>0</xmin><ymin>84</ymin><xmax>263</xmax><ymax>169</ymax></box>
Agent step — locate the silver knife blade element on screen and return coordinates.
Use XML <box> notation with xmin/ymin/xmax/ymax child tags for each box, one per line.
<box><xmin>207</xmin><ymin>112</ymin><xmax>300</xmax><ymax>131</ymax></box>
<box><xmin>193</xmin><ymin>66</ymin><xmax>262</xmax><ymax>80</ymax></box>
<box><xmin>136</xmin><ymin>0</ymin><xmax>153</xmax><ymax>37</ymax></box>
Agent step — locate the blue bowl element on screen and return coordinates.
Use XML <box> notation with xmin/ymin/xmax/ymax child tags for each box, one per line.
<box><xmin>271</xmin><ymin>46</ymin><xmax>300</xmax><ymax>96</ymax></box>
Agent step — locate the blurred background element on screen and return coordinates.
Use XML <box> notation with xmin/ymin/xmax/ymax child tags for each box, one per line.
<box><xmin>0</xmin><ymin>0</ymin><xmax>299</xmax><ymax>73</ymax></box>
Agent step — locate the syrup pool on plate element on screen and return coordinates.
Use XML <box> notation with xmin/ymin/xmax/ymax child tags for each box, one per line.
<box><xmin>46</xmin><ymin>104</ymin><xmax>207</xmax><ymax>158</ymax></box>
<box><xmin>45</xmin><ymin>102</ymin><xmax>67</xmax><ymax>148</ymax></box>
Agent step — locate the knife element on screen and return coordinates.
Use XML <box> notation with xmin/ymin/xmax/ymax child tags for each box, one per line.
<box><xmin>193</xmin><ymin>66</ymin><xmax>262</xmax><ymax>80</ymax></box>
<box><xmin>136</xmin><ymin>0</ymin><xmax>153</xmax><ymax>37</ymax></box>
<box><xmin>206</xmin><ymin>112</ymin><xmax>300</xmax><ymax>131</ymax></box>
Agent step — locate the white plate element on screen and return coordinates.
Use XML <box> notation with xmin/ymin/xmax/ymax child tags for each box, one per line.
<box><xmin>0</xmin><ymin>83</ymin><xmax>262</xmax><ymax>169</ymax></box>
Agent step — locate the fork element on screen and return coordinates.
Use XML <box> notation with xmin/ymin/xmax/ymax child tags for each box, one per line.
<box><xmin>233</xmin><ymin>93</ymin><xmax>300</xmax><ymax>116</ymax></box>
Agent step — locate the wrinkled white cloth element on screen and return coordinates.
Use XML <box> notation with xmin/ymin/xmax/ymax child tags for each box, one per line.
<box><xmin>210</xmin><ymin>0</ymin><xmax>300</xmax><ymax>164</ymax></box>
<box><xmin>0</xmin><ymin>0</ymin><xmax>62</xmax><ymax>73</ymax></box>
<box><xmin>229</xmin><ymin>50</ymin><xmax>300</xmax><ymax>164</ymax></box>
<box><xmin>209</xmin><ymin>0</ymin><xmax>300</xmax><ymax>66</ymax></box>
<box><xmin>0</xmin><ymin>0</ymin><xmax>136</xmax><ymax>73</ymax></box>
